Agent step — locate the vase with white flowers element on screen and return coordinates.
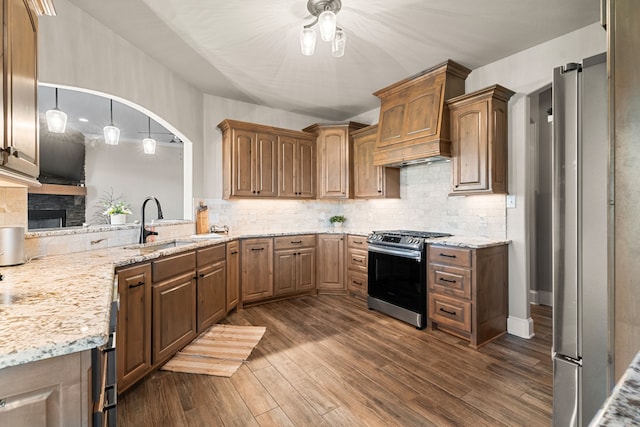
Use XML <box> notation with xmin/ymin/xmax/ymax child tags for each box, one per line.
<box><xmin>104</xmin><ymin>200</ymin><xmax>132</xmax><ymax>225</ymax></box>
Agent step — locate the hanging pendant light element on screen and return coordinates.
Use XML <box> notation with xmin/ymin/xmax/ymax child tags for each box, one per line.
<box><xmin>103</xmin><ymin>99</ymin><xmax>120</xmax><ymax>145</ymax></box>
<box><xmin>45</xmin><ymin>88</ymin><xmax>67</xmax><ymax>133</ymax></box>
<box><xmin>143</xmin><ymin>116</ymin><xmax>156</xmax><ymax>155</ymax></box>
<box><xmin>331</xmin><ymin>28</ymin><xmax>346</xmax><ymax>57</ymax></box>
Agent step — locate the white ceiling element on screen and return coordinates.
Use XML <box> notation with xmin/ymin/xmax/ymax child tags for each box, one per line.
<box><xmin>66</xmin><ymin>0</ymin><xmax>600</xmax><ymax>121</ymax></box>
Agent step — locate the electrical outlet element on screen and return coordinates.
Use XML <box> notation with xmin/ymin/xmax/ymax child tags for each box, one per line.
<box><xmin>506</xmin><ymin>195</ymin><xmax>516</xmax><ymax>208</ymax></box>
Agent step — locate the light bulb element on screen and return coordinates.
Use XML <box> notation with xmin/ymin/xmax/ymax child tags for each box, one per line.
<box><xmin>300</xmin><ymin>28</ymin><xmax>317</xmax><ymax>56</ymax></box>
<box><xmin>318</xmin><ymin>10</ymin><xmax>337</xmax><ymax>41</ymax></box>
<box><xmin>46</xmin><ymin>109</ymin><xmax>67</xmax><ymax>133</ymax></box>
<box><xmin>332</xmin><ymin>29</ymin><xmax>346</xmax><ymax>57</ymax></box>
<box><xmin>143</xmin><ymin>137</ymin><xmax>156</xmax><ymax>154</ymax></box>
<box><xmin>103</xmin><ymin>125</ymin><xmax>120</xmax><ymax>145</ymax></box>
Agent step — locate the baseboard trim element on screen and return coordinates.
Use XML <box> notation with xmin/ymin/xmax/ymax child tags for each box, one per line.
<box><xmin>538</xmin><ymin>290</ymin><xmax>552</xmax><ymax>306</ymax></box>
<box><xmin>507</xmin><ymin>315</ymin><xmax>535</xmax><ymax>339</ymax></box>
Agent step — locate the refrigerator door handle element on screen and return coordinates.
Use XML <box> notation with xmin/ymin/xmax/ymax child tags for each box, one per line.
<box><xmin>553</xmin><ymin>356</ymin><xmax>581</xmax><ymax>427</ymax></box>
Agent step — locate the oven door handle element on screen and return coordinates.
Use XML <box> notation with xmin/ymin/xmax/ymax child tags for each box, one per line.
<box><xmin>368</xmin><ymin>245</ymin><xmax>422</xmax><ymax>261</ymax></box>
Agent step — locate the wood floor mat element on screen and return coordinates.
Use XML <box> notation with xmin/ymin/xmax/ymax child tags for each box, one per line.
<box><xmin>161</xmin><ymin>324</ymin><xmax>266</xmax><ymax>377</ymax></box>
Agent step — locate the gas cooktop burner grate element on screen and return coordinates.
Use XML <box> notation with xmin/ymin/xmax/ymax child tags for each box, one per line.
<box><xmin>373</xmin><ymin>230</ymin><xmax>452</xmax><ymax>239</ymax></box>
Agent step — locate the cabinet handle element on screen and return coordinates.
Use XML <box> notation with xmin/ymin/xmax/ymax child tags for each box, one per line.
<box><xmin>1</xmin><ymin>147</ymin><xmax>19</xmax><ymax>158</ymax></box>
<box><xmin>439</xmin><ymin>277</ymin><xmax>457</xmax><ymax>284</ymax></box>
<box><xmin>352</xmin><ymin>258</ymin><xmax>363</xmax><ymax>263</ymax></box>
<box><xmin>439</xmin><ymin>253</ymin><xmax>457</xmax><ymax>258</ymax></box>
<box><xmin>199</xmin><ymin>273</ymin><xmax>205</xmax><ymax>278</ymax></box>
<box><xmin>352</xmin><ymin>280</ymin><xmax>363</xmax><ymax>286</ymax></box>
<box><xmin>290</xmin><ymin>240</ymin><xmax>302</xmax><ymax>244</ymax></box>
<box><xmin>354</xmin><ymin>241</ymin><xmax>363</xmax><ymax>245</ymax></box>
<box><xmin>230</xmin><ymin>251</ymin><xmax>238</xmax><ymax>255</ymax></box>
<box><xmin>252</xmin><ymin>190</ymin><xmax>256</xmax><ymax>194</ymax></box>
<box><xmin>129</xmin><ymin>281</ymin><xmax>145</xmax><ymax>288</ymax></box>
<box><xmin>251</xmin><ymin>247</ymin><xmax>265</xmax><ymax>251</ymax></box>
<box><xmin>439</xmin><ymin>307</ymin><xmax>457</xmax><ymax>316</ymax></box>
<box><xmin>378</xmin><ymin>190</ymin><xmax>382</xmax><ymax>193</ymax></box>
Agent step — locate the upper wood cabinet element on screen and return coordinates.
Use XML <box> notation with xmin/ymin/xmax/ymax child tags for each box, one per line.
<box><xmin>278</xmin><ymin>134</ymin><xmax>315</xmax><ymax>198</ymax></box>
<box><xmin>352</xmin><ymin>124</ymin><xmax>400</xmax><ymax>199</ymax></box>
<box><xmin>447</xmin><ymin>85</ymin><xmax>514</xmax><ymax>195</ymax></box>
<box><xmin>219</xmin><ymin>119</ymin><xmax>316</xmax><ymax>199</ymax></box>
<box><xmin>303</xmin><ymin>122</ymin><xmax>368</xmax><ymax>199</ymax></box>
<box><xmin>372</xmin><ymin>60</ymin><xmax>471</xmax><ymax>167</ymax></box>
<box><xmin>1</xmin><ymin>0</ymin><xmax>40</xmax><ymax>182</ymax></box>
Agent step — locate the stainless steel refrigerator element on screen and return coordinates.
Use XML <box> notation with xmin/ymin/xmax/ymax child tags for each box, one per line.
<box><xmin>551</xmin><ymin>52</ymin><xmax>612</xmax><ymax>426</ymax></box>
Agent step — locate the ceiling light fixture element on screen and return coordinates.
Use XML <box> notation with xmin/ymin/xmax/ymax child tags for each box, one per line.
<box><xmin>103</xmin><ymin>99</ymin><xmax>120</xmax><ymax>145</ymax></box>
<box><xmin>300</xmin><ymin>0</ymin><xmax>345</xmax><ymax>57</ymax></box>
<box><xmin>45</xmin><ymin>88</ymin><xmax>67</xmax><ymax>133</ymax></box>
<box><xmin>143</xmin><ymin>116</ymin><xmax>156</xmax><ymax>155</ymax></box>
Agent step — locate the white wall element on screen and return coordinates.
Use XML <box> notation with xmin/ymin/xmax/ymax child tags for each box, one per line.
<box><xmin>37</xmin><ymin>0</ymin><xmax>204</xmax><ymax>197</ymax></box>
<box><xmin>466</xmin><ymin>22</ymin><xmax>606</xmax><ymax>337</ymax></box>
<box><xmin>85</xmin><ymin>141</ymin><xmax>184</xmax><ymax>224</ymax></box>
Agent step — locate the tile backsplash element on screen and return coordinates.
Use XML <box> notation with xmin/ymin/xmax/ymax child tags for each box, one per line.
<box><xmin>197</xmin><ymin>162</ymin><xmax>507</xmax><ymax>239</ymax></box>
<box><xmin>0</xmin><ymin>187</ymin><xmax>28</xmax><ymax>229</ymax></box>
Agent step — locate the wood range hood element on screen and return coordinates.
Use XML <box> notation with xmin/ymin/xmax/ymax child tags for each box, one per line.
<box><xmin>372</xmin><ymin>60</ymin><xmax>472</xmax><ymax>167</ymax></box>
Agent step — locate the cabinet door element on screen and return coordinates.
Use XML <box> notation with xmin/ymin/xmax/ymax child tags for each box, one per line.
<box><xmin>316</xmin><ymin>234</ymin><xmax>345</xmax><ymax>292</ymax></box>
<box><xmin>231</xmin><ymin>129</ymin><xmax>255</xmax><ymax>196</ymax></box>
<box><xmin>152</xmin><ymin>272</ymin><xmax>197</xmax><ymax>364</ymax></box>
<box><xmin>197</xmin><ymin>260</ymin><xmax>226</xmax><ymax>332</ymax></box>
<box><xmin>3</xmin><ymin>0</ymin><xmax>39</xmax><ymax>177</ymax></box>
<box><xmin>274</xmin><ymin>248</ymin><xmax>297</xmax><ymax>295</ymax></box>
<box><xmin>451</xmin><ymin>99</ymin><xmax>489</xmax><ymax>193</ymax></box>
<box><xmin>297</xmin><ymin>247</ymin><xmax>316</xmax><ymax>291</ymax></box>
<box><xmin>241</xmin><ymin>238</ymin><xmax>273</xmax><ymax>302</ymax></box>
<box><xmin>116</xmin><ymin>263</ymin><xmax>152</xmax><ymax>392</ymax></box>
<box><xmin>354</xmin><ymin>130</ymin><xmax>384</xmax><ymax>198</ymax></box>
<box><xmin>278</xmin><ymin>135</ymin><xmax>297</xmax><ymax>197</ymax></box>
<box><xmin>226</xmin><ymin>241</ymin><xmax>240</xmax><ymax>311</ymax></box>
<box><xmin>297</xmin><ymin>138</ymin><xmax>315</xmax><ymax>198</ymax></box>
<box><xmin>255</xmin><ymin>132</ymin><xmax>278</xmax><ymax>197</ymax></box>
<box><xmin>317</xmin><ymin>128</ymin><xmax>349</xmax><ymax>198</ymax></box>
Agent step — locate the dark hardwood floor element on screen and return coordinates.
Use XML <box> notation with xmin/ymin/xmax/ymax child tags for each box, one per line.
<box><xmin>118</xmin><ymin>296</ymin><xmax>552</xmax><ymax>426</ymax></box>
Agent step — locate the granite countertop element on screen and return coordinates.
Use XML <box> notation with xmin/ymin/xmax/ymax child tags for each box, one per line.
<box><xmin>0</xmin><ymin>229</ymin><xmax>507</xmax><ymax>370</ymax></box>
<box><xmin>591</xmin><ymin>351</ymin><xmax>640</xmax><ymax>425</ymax></box>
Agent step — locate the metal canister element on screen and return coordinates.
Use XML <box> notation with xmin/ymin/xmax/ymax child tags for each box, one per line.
<box><xmin>0</xmin><ymin>226</ymin><xmax>25</xmax><ymax>266</ymax></box>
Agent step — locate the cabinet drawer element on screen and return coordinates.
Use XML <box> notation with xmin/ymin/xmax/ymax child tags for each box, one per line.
<box><xmin>347</xmin><ymin>270</ymin><xmax>367</xmax><ymax>295</ymax></box>
<box><xmin>274</xmin><ymin>235</ymin><xmax>315</xmax><ymax>250</ymax></box>
<box><xmin>429</xmin><ymin>245</ymin><xmax>472</xmax><ymax>268</ymax></box>
<box><xmin>347</xmin><ymin>235</ymin><xmax>368</xmax><ymax>249</ymax></box>
<box><xmin>196</xmin><ymin>244</ymin><xmax>226</xmax><ymax>266</ymax></box>
<box><xmin>152</xmin><ymin>251</ymin><xmax>196</xmax><ymax>283</ymax></box>
<box><xmin>428</xmin><ymin>264</ymin><xmax>471</xmax><ymax>300</ymax></box>
<box><xmin>347</xmin><ymin>248</ymin><xmax>368</xmax><ymax>272</ymax></box>
<box><xmin>429</xmin><ymin>294</ymin><xmax>471</xmax><ymax>333</ymax></box>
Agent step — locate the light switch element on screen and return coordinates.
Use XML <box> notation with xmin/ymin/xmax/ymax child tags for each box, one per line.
<box><xmin>506</xmin><ymin>195</ymin><xmax>516</xmax><ymax>208</ymax></box>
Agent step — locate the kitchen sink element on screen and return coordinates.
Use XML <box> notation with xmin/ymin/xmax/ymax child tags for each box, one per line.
<box><xmin>125</xmin><ymin>240</ymin><xmax>194</xmax><ymax>253</ymax></box>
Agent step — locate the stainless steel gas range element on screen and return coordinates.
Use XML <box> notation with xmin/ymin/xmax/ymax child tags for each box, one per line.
<box><xmin>367</xmin><ymin>230</ymin><xmax>451</xmax><ymax>329</ymax></box>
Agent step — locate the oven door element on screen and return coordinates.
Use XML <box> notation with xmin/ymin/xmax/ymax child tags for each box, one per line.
<box><xmin>367</xmin><ymin>245</ymin><xmax>426</xmax><ymax>315</ymax></box>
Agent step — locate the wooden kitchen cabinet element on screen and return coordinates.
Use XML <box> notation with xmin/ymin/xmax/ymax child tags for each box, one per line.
<box><xmin>196</xmin><ymin>244</ymin><xmax>226</xmax><ymax>332</ymax></box>
<box><xmin>278</xmin><ymin>134</ymin><xmax>316</xmax><ymax>198</ymax></box>
<box><xmin>0</xmin><ymin>351</ymin><xmax>91</xmax><ymax>427</ymax></box>
<box><xmin>226</xmin><ymin>240</ymin><xmax>240</xmax><ymax>311</ymax></box>
<box><xmin>316</xmin><ymin>233</ymin><xmax>346</xmax><ymax>294</ymax></box>
<box><xmin>1</xmin><ymin>0</ymin><xmax>40</xmax><ymax>182</ymax></box>
<box><xmin>372</xmin><ymin>60</ymin><xmax>470</xmax><ymax>167</ymax></box>
<box><xmin>241</xmin><ymin>238</ymin><xmax>274</xmax><ymax>303</ymax></box>
<box><xmin>303</xmin><ymin>122</ymin><xmax>368</xmax><ymax>199</ymax></box>
<box><xmin>219</xmin><ymin>120</ymin><xmax>278</xmax><ymax>198</ymax></box>
<box><xmin>273</xmin><ymin>234</ymin><xmax>316</xmax><ymax>296</ymax></box>
<box><xmin>152</xmin><ymin>251</ymin><xmax>197</xmax><ymax>364</ymax></box>
<box><xmin>116</xmin><ymin>262</ymin><xmax>152</xmax><ymax>393</ymax></box>
<box><xmin>427</xmin><ymin>243</ymin><xmax>508</xmax><ymax>348</ymax></box>
<box><xmin>346</xmin><ymin>234</ymin><xmax>368</xmax><ymax>299</ymax></box>
<box><xmin>447</xmin><ymin>85</ymin><xmax>514</xmax><ymax>195</ymax></box>
<box><xmin>352</xmin><ymin>124</ymin><xmax>400</xmax><ymax>199</ymax></box>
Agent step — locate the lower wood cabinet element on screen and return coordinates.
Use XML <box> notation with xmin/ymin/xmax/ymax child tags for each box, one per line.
<box><xmin>0</xmin><ymin>351</ymin><xmax>92</xmax><ymax>427</ymax></box>
<box><xmin>317</xmin><ymin>234</ymin><xmax>346</xmax><ymax>294</ymax></box>
<box><xmin>241</xmin><ymin>238</ymin><xmax>274</xmax><ymax>303</ymax></box>
<box><xmin>427</xmin><ymin>243</ymin><xmax>508</xmax><ymax>348</ymax></box>
<box><xmin>226</xmin><ymin>241</ymin><xmax>240</xmax><ymax>311</ymax></box>
<box><xmin>116</xmin><ymin>262</ymin><xmax>152</xmax><ymax>393</ymax></box>
<box><xmin>152</xmin><ymin>252</ymin><xmax>197</xmax><ymax>364</ymax></box>
<box><xmin>346</xmin><ymin>234</ymin><xmax>368</xmax><ymax>299</ymax></box>
<box><xmin>196</xmin><ymin>244</ymin><xmax>226</xmax><ymax>332</ymax></box>
<box><xmin>273</xmin><ymin>235</ymin><xmax>316</xmax><ymax>296</ymax></box>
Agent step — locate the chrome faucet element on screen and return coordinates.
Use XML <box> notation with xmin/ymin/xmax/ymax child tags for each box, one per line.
<box><xmin>140</xmin><ymin>196</ymin><xmax>164</xmax><ymax>243</ymax></box>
